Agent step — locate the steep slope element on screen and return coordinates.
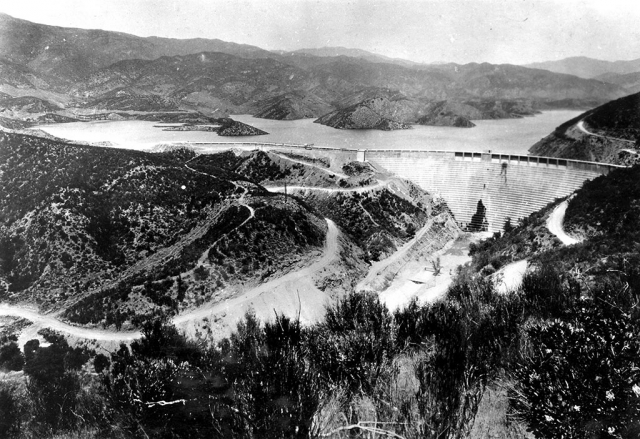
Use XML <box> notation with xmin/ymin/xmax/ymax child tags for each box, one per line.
<box><xmin>314</xmin><ymin>96</ymin><xmax>412</xmax><ymax>130</ymax></box>
<box><xmin>0</xmin><ymin>12</ymin><xmax>630</xmax><ymax>122</ymax></box>
<box><xmin>595</xmin><ymin>71</ymin><xmax>640</xmax><ymax>94</ymax></box>
<box><xmin>72</xmin><ymin>52</ymin><xmax>319</xmax><ymax>114</ymax></box>
<box><xmin>0</xmin><ymin>94</ymin><xmax>60</xmax><ymax>112</ymax></box>
<box><xmin>0</xmin><ymin>133</ymin><xmax>331</xmax><ymax>329</ymax></box>
<box><xmin>530</xmin><ymin>92</ymin><xmax>640</xmax><ymax>164</ymax></box>
<box><xmin>416</xmin><ymin>101</ymin><xmax>476</xmax><ymax>127</ymax></box>
<box><xmin>0</xmin><ymin>12</ymin><xmax>277</xmax><ymax>81</ymax></box>
<box><xmin>468</xmin><ymin>164</ymin><xmax>640</xmax><ymax>290</ymax></box>
<box><xmin>253</xmin><ymin>91</ymin><xmax>334</xmax><ymax>120</ymax></box>
<box><xmin>310</xmin><ymin>59</ymin><xmax>626</xmax><ymax>104</ymax></box>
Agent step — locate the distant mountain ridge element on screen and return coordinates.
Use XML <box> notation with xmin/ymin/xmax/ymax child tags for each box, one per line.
<box><xmin>0</xmin><ymin>12</ymin><xmax>278</xmax><ymax>81</ymax></box>
<box><xmin>525</xmin><ymin>56</ymin><xmax>640</xmax><ymax>79</ymax></box>
<box><xmin>284</xmin><ymin>46</ymin><xmax>422</xmax><ymax>67</ymax></box>
<box><xmin>0</xmin><ymin>12</ymin><xmax>632</xmax><ymax>128</ymax></box>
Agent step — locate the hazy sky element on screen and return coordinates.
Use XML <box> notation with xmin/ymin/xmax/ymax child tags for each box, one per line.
<box><xmin>1</xmin><ymin>0</ymin><xmax>639</xmax><ymax>65</ymax></box>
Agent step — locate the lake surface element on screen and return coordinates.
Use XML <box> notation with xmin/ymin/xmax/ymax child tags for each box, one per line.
<box><xmin>35</xmin><ymin>110</ymin><xmax>581</xmax><ymax>155</ymax></box>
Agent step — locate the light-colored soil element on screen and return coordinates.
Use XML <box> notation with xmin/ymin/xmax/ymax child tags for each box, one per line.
<box><xmin>173</xmin><ymin>218</ymin><xmax>340</xmax><ymax>339</ymax></box>
<box><xmin>546</xmin><ymin>199</ymin><xmax>582</xmax><ymax>245</ymax></box>
<box><xmin>265</xmin><ymin>181</ymin><xmax>385</xmax><ymax>194</ymax></box>
<box><xmin>0</xmin><ymin>304</ymin><xmax>142</xmax><ymax>347</ymax></box>
<box><xmin>493</xmin><ymin>259</ymin><xmax>529</xmax><ymax>294</ymax></box>
<box><xmin>373</xmin><ymin>232</ymin><xmax>491</xmax><ymax>310</ymax></box>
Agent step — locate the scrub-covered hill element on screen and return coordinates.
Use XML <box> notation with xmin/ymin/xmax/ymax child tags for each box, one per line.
<box><xmin>530</xmin><ymin>92</ymin><xmax>640</xmax><ymax>165</ymax></box>
<box><xmin>0</xmin><ymin>133</ymin><xmax>329</xmax><ymax>327</ymax></box>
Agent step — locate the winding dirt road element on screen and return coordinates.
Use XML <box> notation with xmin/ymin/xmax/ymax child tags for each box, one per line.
<box><xmin>0</xmin><ymin>304</ymin><xmax>142</xmax><ymax>342</ymax></box>
<box><xmin>0</xmin><ymin>219</ymin><xmax>339</xmax><ymax>344</ymax></box>
<box><xmin>266</xmin><ymin>181</ymin><xmax>385</xmax><ymax>194</ymax></box>
<box><xmin>271</xmin><ymin>152</ymin><xmax>349</xmax><ymax>179</ymax></box>
<box><xmin>577</xmin><ymin>120</ymin><xmax>636</xmax><ymax>145</ymax></box>
<box><xmin>173</xmin><ymin>218</ymin><xmax>339</xmax><ymax>325</ymax></box>
<box><xmin>547</xmin><ymin>199</ymin><xmax>581</xmax><ymax>245</ymax></box>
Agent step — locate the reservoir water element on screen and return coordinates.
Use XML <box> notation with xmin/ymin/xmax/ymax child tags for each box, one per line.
<box><xmin>35</xmin><ymin>110</ymin><xmax>581</xmax><ymax>154</ymax></box>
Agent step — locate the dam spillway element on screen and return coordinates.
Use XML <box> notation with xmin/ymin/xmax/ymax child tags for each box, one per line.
<box><xmin>363</xmin><ymin>150</ymin><xmax>620</xmax><ymax>232</ymax></box>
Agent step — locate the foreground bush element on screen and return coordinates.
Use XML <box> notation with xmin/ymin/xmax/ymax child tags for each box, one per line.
<box><xmin>512</xmin><ymin>291</ymin><xmax>640</xmax><ymax>438</ymax></box>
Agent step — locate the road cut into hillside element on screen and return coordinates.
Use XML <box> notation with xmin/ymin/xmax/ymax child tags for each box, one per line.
<box><xmin>0</xmin><ymin>218</ymin><xmax>341</xmax><ymax>346</ymax></box>
<box><xmin>547</xmin><ymin>199</ymin><xmax>582</xmax><ymax>246</ymax></box>
<box><xmin>491</xmin><ymin>197</ymin><xmax>583</xmax><ymax>295</ymax></box>
<box><xmin>173</xmin><ymin>218</ymin><xmax>341</xmax><ymax>339</ymax></box>
<box><xmin>265</xmin><ymin>181</ymin><xmax>385</xmax><ymax>194</ymax></box>
<box><xmin>0</xmin><ymin>304</ymin><xmax>142</xmax><ymax>348</ymax></box>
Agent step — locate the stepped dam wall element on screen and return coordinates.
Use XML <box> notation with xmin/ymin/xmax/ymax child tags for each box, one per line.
<box><xmin>176</xmin><ymin>142</ymin><xmax>621</xmax><ymax>233</ymax></box>
<box><xmin>363</xmin><ymin>150</ymin><xmax>620</xmax><ymax>232</ymax></box>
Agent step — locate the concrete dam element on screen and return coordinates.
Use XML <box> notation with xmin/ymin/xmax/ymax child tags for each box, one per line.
<box><xmin>182</xmin><ymin>142</ymin><xmax>621</xmax><ymax>233</ymax></box>
<box><xmin>361</xmin><ymin>150</ymin><xmax>621</xmax><ymax>232</ymax></box>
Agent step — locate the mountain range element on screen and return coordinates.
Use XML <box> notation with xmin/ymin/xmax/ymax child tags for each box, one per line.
<box><xmin>0</xmin><ymin>13</ymin><xmax>633</xmax><ymax>130</ymax></box>
<box><xmin>525</xmin><ymin>56</ymin><xmax>640</xmax><ymax>80</ymax></box>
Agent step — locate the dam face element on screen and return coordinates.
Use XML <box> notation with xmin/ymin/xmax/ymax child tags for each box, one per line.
<box><xmin>364</xmin><ymin>150</ymin><xmax>620</xmax><ymax>232</ymax></box>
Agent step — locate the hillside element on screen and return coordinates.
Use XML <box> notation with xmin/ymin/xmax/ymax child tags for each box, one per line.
<box><xmin>253</xmin><ymin>91</ymin><xmax>334</xmax><ymax>120</ymax></box>
<box><xmin>0</xmin><ymin>133</ymin><xmax>335</xmax><ymax>327</ymax></box>
<box><xmin>0</xmin><ymin>12</ymin><xmax>277</xmax><ymax>82</ymax></box>
<box><xmin>0</xmin><ymin>13</ymin><xmax>630</xmax><ymax>124</ymax></box>
<box><xmin>286</xmin><ymin>46</ymin><xmax>422</xmax><ymax>67</ymax></box>
<box><xmin>416</xmin><ymin>101</ymin><xmax>476</xmax><ymax>127</ymax></box>
<box><xmin>0</xmin><ymin>133</ymin><xmax>452</xmax><ymax>332</ymax></box>
<box><xmin>314</xmin><ymin>96</ymin><xmax>412</xmax><ymax>130</ymax></box>
<box><xmin>596</xmin><ymin>71</ymin><xmax>640</xmax><ymax>94</ymax></box>
<box><xmin>529</xmin><ymin>92</ymin><xmax>640</xmax><ymax>164</ymax></box>
<box><xmin>525</xmin><ymin>56</ymin><xmax>640</xmax><ymax>79</ymax></box>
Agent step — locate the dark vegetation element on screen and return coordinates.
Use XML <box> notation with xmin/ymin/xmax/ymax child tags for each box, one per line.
<box><xmin>0</xmin><ymin>133</ymin><xmax>331</xmax><ymax>328</ymax></box>
<box><xmin>529</xmin><ymin>91</ymin><xmax>640</xmax><ymax>164</ymax></box>
<box><xmin>4</xmin><ymin>256</ymin><xmax>637</xmax><ymax>438</ymax></box>
<box><xmin>583</xmin><ymin>91</ymin><xmax>640</xmax><ymax>140</ymax></box>
<box><xmin>0</xmin><ymin>164</ymin><xmax>638</xmax><ymax>438</ymax></box>
<box><xmin>341</xmin><ymin>161</ymin><xmax>373</xmax><ymax>177</ymax></box>
<box><xmin>307</xmin><ymin>188</ymin><xmax>429</xmax><ymax>261</ymax></box>
<box><xmin>0</xmin><ymin>132</ymin><xmax>233</xmax><ymax>299</ymax></box>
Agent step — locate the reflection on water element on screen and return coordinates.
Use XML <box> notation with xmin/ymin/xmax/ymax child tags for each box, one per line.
<box><xmin>35</xmin><ymin>110</ymin><xmax>581</xmax><ymax>155</ymax></box>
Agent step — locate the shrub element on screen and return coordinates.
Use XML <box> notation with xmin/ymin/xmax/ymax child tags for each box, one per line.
<box><xmin>512</xmin><ymin>296</ymin><xmax>640</xmax><ymax>438</ymax></box>
<box><xmin>94</xmin><ymin>353</ymin><xmax>110</xmax><ymax>374</ymax></box>
<box><xmin>308</xmin><ymin>292</ymin><xmax>397</xmax><ymax>394</ymax></box>
<box><xmin>0</xmin><ymin>383</ymin><xmax>21</xmax><ymax>438</ymax></box>
<box><xmin>0</xmin><ymin>342</ymin><xmax>24</xmax><ymax>371</ymax></box>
